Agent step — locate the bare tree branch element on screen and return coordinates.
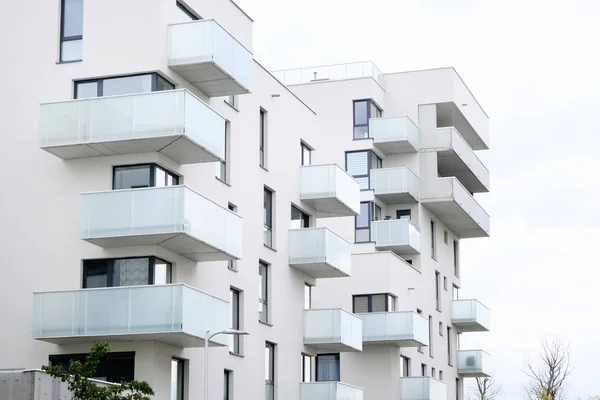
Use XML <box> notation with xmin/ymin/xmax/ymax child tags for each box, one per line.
<box><xmin>467</xmin><ymin>376</ymin><xmax>502</xmax><ymax>400</ymax></box>
<box><xmin>524</xmin><ymin>338</ymin><xmax>573</xmax><ymax>400</ymax></box>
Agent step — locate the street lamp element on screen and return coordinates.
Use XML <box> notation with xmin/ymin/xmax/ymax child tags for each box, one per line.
<box><xmin>204</xmin><ymin>329</ymin><xmax>250</xmax><ymax>400</ymax></box>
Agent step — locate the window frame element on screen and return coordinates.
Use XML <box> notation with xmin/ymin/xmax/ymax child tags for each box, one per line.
<box><xmin>345</xmin><ymin>150</ymin><xmax>382</xmax><ymax>190</ymax></box>
<box><xmin>355</xmin><ymin>201</ymin><xmax>380</xmax><ymax>243</ymax></box>
<box><xmin>59</xmin><ymin>0</ymin><xmax>84</xmax><ymax>62</ymax></box>
<box><xmin>352</xmin><ymin>293</ymin><xmax>394</xmax><ymax>313</ymax></box>
<box><xmin>400</xmin><ymin>356</ymin><xmax>411</xmax><ymax>378</ymax></box>
<box><xmin>429</xmin><ymin>316</ymin><xmax>434</xmax><ymax>358</ymax></box>
<box><xmin>259</xmin><ymin>261</ymin><xmax>269</xmax><ymax>324</ymax></box>
<box><xmin>230</xmin><ymin>288</ymin><xmax>241</xmax><ymax>354</ymax></box>
<box><xmin>430</xmin><ymin>220</ymin><xmax>437</xmax><ymax>260</ymax></box>
<box><xmin>227</xmin><ymin>203</ymin><xmax>238</xmax><ymax>271</ymax></box>
<box><xmin>74</xmin><ymin>73</ymin><xmax>174</xmax><ymax>99</ymax></box>
<box><xmin>447</xmin><ymin>326</ymin><xmax>453</xmax><ymax>366</ymax></box>
<box><xmin>263</xmin><ymin>188</ymin><xmax>273</xmax><ymax>247</ymax></box>
<box><xmin>453</xmin><ymin>240</ymin><xmax>460</xmax><ymax>277</ymax></box>
<box><xmin>82</xmin><ymin>256</ymin><xmax>171</xmax><ymax>288</ymax></box>
<box><xmin>224</xmin><ymin>369</ymin><xmax>232</xmax><ymax>400</ymax></box>
<box><xmin>112</xmin><ymin>163</ymin><xmax>180</xmax><ymax>190</ymax></box>
<box><xmin>50</xmin><ymin>351</ymin><xmax>135</xmax><ymax>383</ymax></box>
<box><xmin>259</xmin><ymin>108</ymin><xmax>267</xmax><ymax>167</ymax></box>
<box><xmin>435</xmin><ymin>271</ymin><xmax>442</xmax><ymax>312</ymax></box>
<box><xmin>225</xmin><ymin>95</ymin><xmax>237</xmax><ymax>109</ymax></box>
<box><xmin>300</xmin><ymin>142</ymin><xmax>312</xmax><ymax>166</ymax></box>
<box><xmin>304</xmin><ymin>283</ymin><xmax>312</xmax><ymax>310</ymax></box>
<box><xmin>301</xmin><ymin>353</ymin><xmax>312</xmax><ymax>383</ymax></box>
<box><xmin>291</xmin><ymin>205</ymin><xmax>310</xmax><ymax>229</ymax></box>
<box><xmin>352</xmin><ymin>99</ymin><xmax>382</xmax><ymax>140</ymax></box>
<box><xmin>265</xmin><ymin>342</ymin><xmax>275</xmax><ymax>398</ymax></box>
<box><xmin>315</xmin><ymin>353</ymin><xmax>340</xmax><ymax>382</ymax></box>
<box><xmin>218</xmin><ymin>121</ymin><xmax>230</xmax><ymax>183</ymax></box>
<box><xmin>417</xmin><ymin>309</ymin><xmax>424</xmax><ymax>353</ymax></box>
<box><xmin>171</xmin><ymin>358</ymin><xmax>185</xmax><ymax>400</ymax></box>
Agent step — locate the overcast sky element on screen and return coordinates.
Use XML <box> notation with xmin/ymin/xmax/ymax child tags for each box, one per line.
<box><xmin>235</xmin><ymin>0</ymin><xmax>600</xmax><ymax>397</ymax></box>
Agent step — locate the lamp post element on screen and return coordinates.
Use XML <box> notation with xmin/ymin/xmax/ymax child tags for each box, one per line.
<box><xmin>204</xmin><ymin>329</ymin><xmax>249</xmax><ymax>400</ymax></box>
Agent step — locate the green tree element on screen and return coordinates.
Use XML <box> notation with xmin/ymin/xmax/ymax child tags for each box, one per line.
<box><xmin>42</xmin><ymin>342</ymin><xmax>154</xmax><ymax>400</ymax></box>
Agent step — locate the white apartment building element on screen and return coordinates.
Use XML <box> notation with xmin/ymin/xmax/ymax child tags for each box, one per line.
<box><xmin>0</xmin><ymin>1</ymin><xmax>491</xmax><ymax>400</ymax></box>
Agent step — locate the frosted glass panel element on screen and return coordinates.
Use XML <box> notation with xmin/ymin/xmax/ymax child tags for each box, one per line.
<box><xmin>304</xmin><ymin>309</ymin><xmax>362</xmax><ymax>351</ymax></box>
<box><xmin>370</xmin><ymin>167</ymin><xmax>420</xmax><ymax>199</ymax></box>
<box><xmin>400</xmin><ymin>377</ymin><xmax>447</xmax><ymax>400</ymax></box>
<box><xmin>299</xmin><ymin>165</ymin><xmax>360</xmax><ymax>215</ymax></box>
<box><xmin>371</xmin><ymin>219</ymin><xmax>421</xmax><ymax>252</ymax></box>
<box><xmin>369</xmin><ymin>116</ymin><xmax>419</xmax><ymax>149</ymax></box>
<box><xmin>288</xmin><ymin>228</ymin><xmax>351</xmax><ymax>276</ymax></box>
<box><xmin>360</xmin><ymin>312</ymin><xmax>428</xmax><ymax>345</ymax></box>
<box><xmin>299</xmin><ymin>382</ymin><xmax>363</xmax><ymax>400</ymax></box>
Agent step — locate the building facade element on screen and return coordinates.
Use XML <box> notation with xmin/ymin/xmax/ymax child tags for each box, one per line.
<box><xmin>0</xmin><ymin>1</ymin><xmax>491</xmax><ymax>400</ymax></box>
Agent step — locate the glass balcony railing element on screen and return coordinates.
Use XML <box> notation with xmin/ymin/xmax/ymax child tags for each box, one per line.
<box><xmin>458</xmin><ymin>350</ymin><xmax>492</xmax><ymax>377</ymax></box>
<box><xmin>81</xmin><ymin>186</ymin><xmax>242</xmax><ymax>261</ymax></box>
<box><xmin>304</xmin><ymin>309</ymin><xmax>363</xmax><ymax>352</ymax></box>
<box><xmin>370</xmin><ymin>167</ymin><xmax>420</xmax><ymax>203</ymax></box>
<box><xmin>38</xmin><ymin>90</ymin><xmax>225</xmax><ymax>164</ymax></box>
<box><xmin>360</xmin><ymin>311</ymin><xmax>429</xmax><ymax>346</ymax></box>
<box><xmin>33</xmin><ymin>284</ymin><xmax>230</xmax><ymax>347</ymax></box>
<box><xmin>451</xmin><ymin>299</ymin><xmax>490</xmax><ymax>332</ymax></box>
<box><xmin>300</xmin><ymin>382</ymin><xmax>363</xmax><ymax>400</ymax></box>
<box><xmin>273</xmin><ymin>61</ymin><xmax>383</xmax><ymax>88</ymax></box>
<box><xmin>300</xmin><ymin>164</ymin><xmax>360</xmax><ymax>218</ymax></box>
<box><xmin>399</xmin><ymin>377</ymin><xmax>447</xmax><ymax>400</ymax></box>
<box><xmin>369</xmin><ymin>116</ymin><xmax>419</xmax><ymax>154</ymax></box>
<box><xmin>168</xmin><ymin>20</ymin><xmax>252</xmax><ymax>96</ymax></box>
<box><xmin>289</xmin><ymin>228</ymin><xmax>352</xmax><ymax>279</ymax></box>
<box><xmin>371</xmin><ymin>219</ymin><xmax>421</xmax><ymax>255</ymax></box>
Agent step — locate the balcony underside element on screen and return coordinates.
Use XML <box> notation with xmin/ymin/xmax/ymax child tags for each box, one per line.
<box><xmin>421</xmin><ymin>199</ymin><xmax>488</xmax><ymax>238</ymax></box>
<box><xmin>374</xmin><ymin>138</ymin><xmax>418</xmax><ymax>154</ymax></box>
<box><xmin>438</xmin><ymin>150</ymin><xmax>488</xmax><ymax>193</ymax></box>
<box><xmin>83</xmin><ymin>232</ymin><xmax>237</xmax><ymax>262</ymax></box>
<box><xmin>41</xmin><ymin>135</ymin><xmax>221</xmax><ymax>164</ymax></box>
<box><xmin>375</xmin><ymin>191</ymin><xmax>418</xmax><ymax>204</ymax></box>
<box><xmin>305</xmin><ymin>341</ymin><xmax>361</xmax><ymax>353</ymax></box>
<box><xmin>363</xmin><ymin>337</ymin><xmax>425</xmax><ymax>347</ymax></box>
<box><xmin>170</xmin><ymin>62</ymin><xmax>250</xmax><ymax>97</ymax></box>
<box><xmin>289</xmin><ymin>261</ymin><xmax>350</xmax><ymax>279</ymax></box>
<box><xmin>35</xmin><ymin>331</ymin><xmax>222</xmax><ymax>348</ymax></box>
<box><xmin>458</xmin><ymin>369</ymin><xmax>491</xmax><ymax>378</ymax></box>
<box><xmin>453</xmin><ymin>320</ymin><xmax>489</xmax><ymax>333</ymax></box>
<box><xmin>301</xmin><ymin>198</ymin><xmax>357</xmax><ymax>218</ymax></box>
<box><xmin>374</xmin><ymin>242</ymin><xmax>420</xmax><ymax>255</ymax></box>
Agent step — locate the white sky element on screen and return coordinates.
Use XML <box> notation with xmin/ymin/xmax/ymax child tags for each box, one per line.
<box><xmin>234</xmin><ymin>0</ymin><xmax>600</xmax><ymax>398</ymax></box>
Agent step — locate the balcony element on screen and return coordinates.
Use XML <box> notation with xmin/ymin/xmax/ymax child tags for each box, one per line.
<box><xmin>300</xmin><ymin>382</ymin><xmax>363</xmax><ymax>400</ymax></box>
<box><xmin>422</xmin><ymin>127</ymin><xmax>489</xmax><ymax>193</ymax></box>
<box><xmin>272</xmin><ymin>61</ymin><xmax>384</xmax><ymax>88</ymax></box>
<box><xmin>81</xmin><ymin>186</ymin><xmax>242</xmax><ymax>261</ymax></box>
<box><xmin>452</xmin><ymin>299</ymin><xmax>490</xmax><ymax>332</ymax></box>
<box><xmin>300</xmin><ymin>164</ymin><xmax>361</xmax><ymax>218</ymax></box>
<box><xmin>371</xmin><ymin>219</ymin><xmax>420</xmax><ymax>255</ymax></box>
<box><xmin>360</xmin><ymin>311</ymin><xmax>428</xmax><ymax>347</ymax></box>
<box><xmin>369</xmin><ymin>116</ymin><xmax>419</xmax><ymax>154</ymax></box>
<box><xmin>421</xmin><ymin>177</ymin><xmax>490</xmax><ymax>238</ymax></box>
<box><xmin>370</xmin><ymin>167</ymin><xmax>419</xmax><ymax>204</ymax></box>
<box><xmin>168</xmin><ymin>20</ymin><xmax>252</xmax><ymax>96</ymax></box>
<box><xmin>399</xmin><ymin>377</ymin><xmax>446</xmax><ymax>400</ymax></box>
<box><xmin>289</xmin><ymin>228</ymin><xmax>351</xmax><ymax>279</ymax></box>
<box><xmin>304</xmin><ymin>309</ymin><xmax>362</xmax><ymax>352</ymax></box>
<box><xmin>38</xmin><ymin>90</ymin><xmax>225</xmax><ymax>164</ymax></box>
<box><xmin>458</xmin><ymin>350</ymin><xmax>492</xmax><ymax>378</ymax></box>
<box><xmin>33</xmin><ymin>284</ymin><xmax>229</xmax><ymax>348</ymax></box>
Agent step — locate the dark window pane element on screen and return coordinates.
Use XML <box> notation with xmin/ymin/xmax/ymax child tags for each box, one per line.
<box><xmin>50</xmin><ymin>352</ymin><xmax>134</xmax><ymax>383</ymax></box>
<box><xmin>263</xmin><ymin>189</ymin><xmax>272</xmax><ymax>227</ymax></box>
<box><xmin>75</xmin><ymin>82</ymin><xmax>97</xmax><ymax>99</ymax></box>
<box><xmin>103</xmin><ymin>75</ymin><xmax>153</xmax><ymax>96</ymax></box>
<box><xmin>83</xmin><ymin>261</ymin><xmax>108</xmax><ymax>288</ymax></box>
<box><xmin>316</xmin><ymin>354</ymin><xmax>339</xmax><ymax>381</ymax></box>
<box><xmin>62</xmin><ymin>0</ymin><xmax>84</xmax><ymax>37</ymax></box>
<box><xmin>354</xmin><ymin>101</ymin><xmax>368</xmax><ymax>125</ymax></box>
<box><xmin>356</xmin><ymin>203</ymin><xmax>370</xmax><ymax>228</ymax></box>
<box><xmin>114</xmin><ymin>165</ymin><xmax>151</xmax><ymax>189</ymax></box>
<box><xmin>60</xmin><ymin>39</ymin><xmax>82</xmax><ymax>62</ymax></box>
<box><xmin>156</xmin><ymin>75</ymin><xmax>175</xmax><ymax>91</ymax></box>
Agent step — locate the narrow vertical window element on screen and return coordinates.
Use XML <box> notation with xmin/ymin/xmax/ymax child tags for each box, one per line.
<box><xmin>171</xmin><ymin>358</ymin><xmax>185</xmax><ymax>400</ymax></box>
<box><xmin>259</xmin><ymin>262</ymin><xmax>269</xmax><ymax>323</ymax></box>
<box><xmin>430</xmin><ymin>220</ymin><xmax>437</xmax><ymax>259</ymax></box>
<box><xmin>230</xmin><ymin>288</ymin><xmax>241</xmax><ymax>354</ymax></box>
<box><xmin>291</xmin><ymin>206</ymin><xmax>310</xmax><ymax>229</ymax></box>
<box><xmin>224</xmin><ymin>370</ymin><xmax>232</xmax><ymax>400</ymax></box>
<box><xmin>265</xmin><ymin>343</ymin><xmax>275</xmax><ymax>400</ymax></box>
<box><xmin>304</xmin><ymin>284</ymin><xmax>312</xmax><ymax>310</ymax></box>
<box><xmin>301</xmin><ymin>142</ymin><xmax>312</xmax><ymax>166</ymax></box>
<box><xmin>353</xmin><ymin>100</ymin><xmax>381</xmax><ymax>139</ymax></box>
<box><xmin>435</xmin><ymin>271</ymin><xmax>441</xmax><ymax>311</ymax></box>
<box><xmin>431</xmin><ymin>367</ymin><xmax>436</xmax><ymax>377</ymax></box>
<box><xmin>316</xmin><ymin>354</ymin><xmax>340</xmax><ymax>381</ymax></box>
<box><xmin>447</xmin><ymin>326</ymin><xmax>452</xmax><ymax>365</ymax></box>
<box><xmin>259</xmin><ymin>109</ymin><xmax>267</xmax><ymax>167</ymax></box>
<box><xmin>400</xmin><ymin>356</ymin><xmax>411</xmax><ymax>377</ymax></box>
<box><xmin>421</xmin><ymin>363</ymin><xmax>427</xmax><ymax>377</ymax></box>
<box><xmin>444</xmin><ymin>276</ymin><xmax>448</xmax><ymax>291</ymax></box>
<box><xmin>227</xmin><ymin>203</ymin><xmax>237</xmax><ymax>271</ymax></box>
<box><xmin>456</xmin><ymin>379</ymin><xmax>462</xmax><ymax>400</ymax></box>
<box><xmin>452</xmin><ymin>285</ymin><xmax>460</xmax><ymax>300</ymax></box>
<box><xmin>263</xmin><ymin>188</ymin><xmax>273</xmax><ymax>247</ymax></box>
<box><xmin>417</xmin><ymin>309</ymin><xmax>424</xmax><ymax>353</ymax></box>
<box><xmin>60</xmin><ymin>0</ymin><xmax>84</xmax><ymax>62</ymax></box>
<box><xmin>355</xmin><ymin>202</ymin><xmax>372</xmax><ymax>243</ymax></box>
<box><xmin>439</xmin><ymin>371</ymin><xmax>444</xmax><ymax>381</ymax></box>
<box><xmin>444</xmin><ymin>230</ymin><xmax>449</xmax><ymax>244</ymax></box>
<box><xmin>453</xmin><ymin>240</ymin><xmax>460</xmax><ymax>277</ymax></box>
<box><xmin>429</xmin><ymin>316</ymin><xmax>434</xmax><ymax>357</ymax></box>
<box><xmin>217</xmin><ymin>122</ymin><xmax>230</xmax><ymax>182</ymax></box>
<box><xmin>301</xmin><ymin>354</ymin><xmax>312</xmax><ymax>383</ymax></box>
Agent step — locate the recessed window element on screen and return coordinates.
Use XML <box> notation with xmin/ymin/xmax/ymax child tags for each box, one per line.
<box><xmin>435</xmin><ymin>271</ymin><xmax>441</xmax><ymax>311</ymax></box>
<box><xmin>50</xmin><ymin>352</ymin><xmax>134</xmax><ymax>383</ymax></box>
<box><xmin>217</xmin><ymin>122</ymin><xmax>230</xmax><ymax>183</ymax></box>
<box><xmin>431</xmin><ymin>367</ymin><xmax>436</xmax><ymax>378</ymax></box>
<box><xmin>171</xmin><ymin>358</ymin><xmax>185</xmax><ymax>400</ymax></box>
<box><xmin>429</xmin><ymin>316</ymin><xmax>434</xmax><ymax>357</ymax></box>
<box><xmin>225</xmin><ymin>95</ymin><xmax>237</xmax><ymax>109</ymax></box>
<box><xmin>227</xmin><ymin>203</ymin><xmax>238</xmax><ymax>271</ymax></box>
<box><xmin>59</xmin><ymin>0</ymin><xmax>84</xmax><ymax>62</ymax></box>
<box><xmin>113</xmin><ymin>164</ymin><xmax>179</xmax><ymax>190</ymax></box>
<box><xmin>400</xmin><ymin>356</ymin><xmax>411</xmax><ymax>377</ymax></box>
<box><xmin>444</xmin><ymin>230</ymin><xmax>449</xmax><ymax>244</ymax></box>
<box><xmin>82</xmin><ymin>257</ymin><xmax>171</xmax><ymax>288</ymax></box>
<box><xmin>355</xmin><ymin>202</ymin><xmax>380</xmax><ymax>243</ymax></box>
<box><xmin>74</xmin><ymin>73</ymin><xmax>174</xmax><ymax>99</ymax></box>
<box><xmin>259</xmin><ymin>262</ymin><xmax>269</xmax><ymax>324</ymax></box>
<box><xmin>263</xmin><ymin>188</ymin><xmax>273</xmax><ymax>247</ymax></box>
<box><xmin>452</xmin><ymin>285</ymin><xmax>460</xmax><ymax>300</ymax></box>
<box><xmin>301</xmin><ymin>354</ymin><xmax>312</xmax><ymax>383</ymax></box>
<box><xmin>397</xmin><ymin>209</ymin><xmax>411</xmax><ymax>220</ymax></box>
<box><xmin>175</xmin><ymin>1</ymin><xmax>199</xmax><ymax>22</ymax></box>
<box><xmin>316</xmin><ymin>354</ymin><xmax>339</xmax><ymax>381</ymax></box>
<box><xmin>345</xmin><ymin>150</ymin><xmax>382</xmax><ymax>190</ymax></box>
<box><xmin>230</xmin><ymin>288</ymin><xmax>242</xmax><ymax>354</ymax></box>
<box><xmin>417</xmin><ymin>309</ymin><xmax>424</xmax><ymax>353</ymax></box>
<box><xmin>444</xmin><ymin>276</ymin><xmax>448</xmax><ymax>291</ymax></box>
<box><xmin>353</xmin><ymin>99</ymin><xmax>381</xmax><ymax>139</ymax></box>
<box><xmin>224</xmin><ymin>370</ymin><xmax>232</xmax><ymax>400</ymax></box>
<box><xmin>265</xmin><ymin>342</ymin><xmax>275</xmax><ymax>400</ymax></box>
<box><xmin>353</xmin><ymin>294</ymin><xmax>394</xmax><ymax>313</ymax></box>
<box><xmin>291</xmin><ymin>205</ymin><xmax>310</xmax><ymax>229</ymax></box>
<box><xmin>453</xmin><ymin>240</ymin><xmax>460</xmax><ymax>277</ymax></box>
<box><xmin>439</xmin><ymin>370</ymin><xmax>444</xmax><ymax>381</ymax></box>
<box><xmin>301</xmin><ymin>142</ymin><xmax>312</xmax><ymax>166</ymax></box>
<box><xmin>430</xmin><ymin>220</ymin><xmax>437</xmax><ymax>260</ymax></box>
<box><xmin>439</xmin><ymin>321</ymin><xmax>444</xmax><ymax>336</ymax></box>
<box><xmin>447</xmin><ymin>326</ymin><xmax>453</xmax><ymax>366</ymax></box>
<box><xmin>421</xmin><ymin>363</ymin><xmax>427</xmax><ymax>377</ymax></box>
<box><xmin>259</xmin><ymin>109</ymin><xmax>267</xmax><ymax>167</ymax></box>
<box><xmin>304</xmin><ymin>284</ymin><xmax>312</xmax><ymax>310</ymax></box>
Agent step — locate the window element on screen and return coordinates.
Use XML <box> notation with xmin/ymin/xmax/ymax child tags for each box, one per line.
<box><xmin>355</xmin><ymin>202</ymin><xmax>380</xmax><ymax>243</ymax></box>
<box><xmin>263</xmin><ymin>188</ymin><xmax>273</xmax><ymax>247</ymax></box>
<box><xmin>301</xmin><ymin>142</ymin><xmax>312</xmax><ymax>166</ymax></box>
<box><xmin>60</xmin><ymin>0</ymin><xmax>84</xmax><ymax>62</ymax></box>
<box><xmin>439</xmin><ymin>322</ymin><xmax>444</xmax><ymax>336</ymax></box>
<box><xmin>259</xmin><ymin>109</ymin><xmax>267</xmax><ymax>167</ymax></box>
<box><xmin>224</xmin><ymin>370</ymin><xmax>232</xmax><ymax>400</ymax></box>
<box><xmin>430</xmin><ymin>220</ymin><xmax>437</xmax><ymax>259</ymax></box>
<box><xmin>453</xmin><ymin>240</ymin><xmax>460</xmax><ymax>277</ymax></box>
<box><xmin>225</xmin><ymin>95</ymin><xmax>237</xmax><ymax>109</ymax></box>
<box><xmin>113</xmin><ymin>164</ymin><xmax>179</xmax><ymax>190</ymax></box>
<box><xmin>444</xmin><ymin>230</ymin><xmax>449</xmax><ymax>244</ymax></box>
<box><xmin>171</xmin><ymin>359</ymin><xmax>185</xmax><ymax>400</ymax></box>
<box><xmin>431</xmin><ymin>367</ymin><xmax>436</xmax><ymax>377</ymax></box>
<box><xmin>456</xmin><ymin>379</ymin><xmax>462</xmax><ymax>400</ymax></box>
<box><xmin>175</xmin><ymin>1</ymin><xmax>199</xmax><ymax>22</ymax></box>
<box><xmin>265</xmin><ymin>343</ymin><xmax>275</xmax><ymax>400</ymax></box>
<box><xmin>50</xmin><ymin>352</ymin><xmax>134</xmax><ymax>383</ymax></box>
<box><xmin>304</xmin><ymin>284</ymin><xmax>312</xmax><ymax>310</ymax></box>
<box><xmin>301</xmin><ymin>354</ymin><xmax>312</xmax><ymax>383</ymax></box>
<box><xmin>218</xmin><ymin>122</ymin><xmax>230</xmax><ymax>182</ymax></box>
<box><xmin>439</xmin><ymin>371</ymin><xmax>444</xmax><ymax>381</ymax></box>
<box><xmin>353</xmin><ymin>294</ymin><xmax>394</xmax><ymax>313</ymax></box>
<box><xmin>82</xmin><ymin>257</ymin><xmax>171</xmax><ymax>288</ymax></box>
<box><xmin>291</xmin><ymin>206</ymin><xmax>310</xmax><ymax>229</ymax></box>
<box><xmin>345</xmin><ymin>150</ymin><xmax>382</xmax><ymax>190</ymax></box>
<box><xmin>316</xmin><ymin>354</ymin><xmax>339</xmax><ymax>381</ymax></box>
<box><xmin>435</xmin><ymin>271</ymin><xmax>441</xmax><ymax>311</ymax></box>
<box><xmin>400</xmin><ymin>356</ymin><xmax>410</xmax><ymax>377</ymax></box>
<box><xmin>429</xmin><ymin>316</ymin><xmax>434</xmax><ymax>357</ymax></box>
<box><xmin>417</xmin><ymin>309</ymin><xmax>424</xmax><ymax>353</ymax></box>
<box><xmin>452</xmin><ymin>285</ymin><xmax>460</xmax><ymax>300</ymax></box>
<box><xmin>447</xmin><ymin>326</ymin><xmax>453</xmax><ymax>365</ymax></box>
<box><xmin>227</xmin><ymin>203</ymin><xmax>237</xmax><ymax>271</ymax></box>
<box><xmin>259</xmin><ymin>262</ymin><xmax>269</xmax><ymax>323</ymax></box>
<box><xmin>421</xmin><ymin>363</ymin><xmax>427</xmax><ymax>377</ymax></box>
<box><xmin>74</xmin><ymin>73</ymin><xmax>174</xmax><ymax>99</ymax></box>
<box><xmin>230</xmin><ymin>288</ymin><xmax>241</xmax><ymax>354</ymax></box>
<box><xmin>353</xmin><ymin>99</ymin><xmax>381</xmax><ymax>139</ymax></box>
<box><xmin>444</xmin><ymin>276</ymin><xmax>448</xmax><ymax>291</ymax></box>
<box><xmin>396</xmin><ymin>209</ymin><xmax>411</xmax><ymax>220</ymax></box>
